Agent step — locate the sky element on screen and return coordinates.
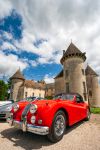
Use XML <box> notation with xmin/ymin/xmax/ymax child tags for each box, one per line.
<box><xmin>0</xmin><ymin>0</ymin><xmax>100</xmax><ymax>83</ymax></box>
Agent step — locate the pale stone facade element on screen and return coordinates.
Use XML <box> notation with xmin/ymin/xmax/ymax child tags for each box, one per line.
<box><xmin>55</xmin><ymin>42</ymin><xmax>100</xmax><ymax>107</ymax></box>
<box><xmin>24</xmin><ymin>87</ymin><xmax>45</xmax><ymax>98</ymax></box>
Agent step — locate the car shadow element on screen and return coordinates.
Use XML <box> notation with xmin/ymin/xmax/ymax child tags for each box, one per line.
<box><xmin>65</xmin><ymin>120</ymin><xmax>85</xmax><ymax>135</ymax></box>
<box><xmin>1</xmin><ymin>120</ymin><xmax>86</xmax><ymax>150</ymax></box>
<box><xmin>0</xmin><ymin>119</ymin><xmax>6</xmax><ymax>123</ymax></box>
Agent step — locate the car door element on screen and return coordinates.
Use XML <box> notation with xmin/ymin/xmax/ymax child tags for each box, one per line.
<box><xmin>75</xmin><ymin>95</ymin><xmax>87</xmax><ymax>121</ymax></box>
<box><xmin>61</xmin><ymin>94</ymin><xmax>82</xmax><ymax>125</ymax></box>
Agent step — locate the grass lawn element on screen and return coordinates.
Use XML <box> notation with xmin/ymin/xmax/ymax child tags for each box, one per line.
<box><xmin>90</xmin><ymin>107</ymin><xmax>100</xmax><ymax>114</ymax></box>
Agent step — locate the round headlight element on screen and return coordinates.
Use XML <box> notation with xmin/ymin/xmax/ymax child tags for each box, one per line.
<box><xmin>31</xmin><ymin>116</ymin><xmax>36</xmax><ymax>124</ymax></box>
<box><xmin>13</xmin><ymin>104</ymin><xmax>19</xmax><ymax>112</ymax></box>
<box><xmin>30</xmin><ymin>104</ymin><xmax>37</xmax><ymax>114</ymax></box>
<box><xmin>6</xmin><ymin>105</ymin><xmax>12</xmax><ymax>111</ymax></box>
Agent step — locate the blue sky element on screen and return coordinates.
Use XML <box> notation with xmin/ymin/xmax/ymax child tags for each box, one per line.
<box><xmin>0</xmin><ymin>0</ymin><xmax>100</xmax><ymax>83</ymax></box>
<box><xmin>0</xmin><ymin>9</ymin><xmax>62</xmax><ymax>82</ymax></box>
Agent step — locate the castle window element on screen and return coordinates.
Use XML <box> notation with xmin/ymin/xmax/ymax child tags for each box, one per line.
<box><xmin>25</xmin><ymin>92</ymin><xmax>27</xmax><ymax>98</ymax></box>
<box><xmin>83</xmin><ymin>82</ymin><xmax>86</xmax><ymax>93</ymax></box>
<box><xmin>89</xmin><ymin>90</ymin><xmax>92</xmax><ymax>97</ymax></box>
<box><xmin>39</xmin><ymin>93</ymin><xmax>41</xmax><ymax>97</ymax></box>
<box><xmin>66</xmin><ymin>83</ymin><xmax>69</xmax><ymax>93</ymax></box>
<box><xmin>32</xmin><ymin>93</ymin><xmax>34</xmax><ymax>96</ymax></box>
<box><xmin>65</xmin><ymin>70</ymin><xmax>69</xmax><ymax>78</ymax></box>
<box><xmin>82</xmin><ymin>69</ymin><xmax>85</xmax><ymax>75</ymax></box>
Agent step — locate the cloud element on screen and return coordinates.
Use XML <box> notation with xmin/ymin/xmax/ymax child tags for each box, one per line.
<box><xmin>0</xmin><ymin>0</ymin><xmax>100</xmax><ymax>75</ymax></box>
<box><xmin>0</xmin><ymin>51</ymin><xmax>28</xmax><ymax>78</ymax></box>
<box><xmin>0</xmin><ymin>0</ymin><xmax>12</xmax><ymax>19</ymax></box>
<box><xmin>44</xmin><ymin>74</ymin><xmax>54</xmax><ymax>83</ymax></box>
<box><xmin>0</xmin><ymin>41</ymin><xmax>17</xmax><ymax>50</ymax></box>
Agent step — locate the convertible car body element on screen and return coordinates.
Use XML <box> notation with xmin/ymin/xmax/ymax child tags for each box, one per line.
<box><xmin>7</xmin><ymin>93</ymin><xmax>90</xmax><ymax>142</ymax></box>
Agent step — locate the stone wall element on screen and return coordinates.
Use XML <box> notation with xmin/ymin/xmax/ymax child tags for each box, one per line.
<box><xmin>86</xmin><ymin>75</ymin><xmax>100</xmax><ymax>107</ymax></box>
<box><xmin>63</xmin><ymin>57</ymin><xmax>88</xmax><ymax>101</ymax></box>
<box><xmin>10</xmin><ymin>79</ymin><xmax>24</xmax><ymax>101</ymax></box>
<box><xmin>55</xmin><ymin>77</ymin><xmax>65</xmax><ymax>95</ymax></box>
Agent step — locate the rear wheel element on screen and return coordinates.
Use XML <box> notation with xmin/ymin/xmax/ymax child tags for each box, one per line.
<box><xmin>85</xmin><ymin>108</ymin><xmax>90</xmax><ymax>121</ymax></box>
<box><xmin>47</xmin><ymin>110</ymin><xmax>66</xmax><ymax>143</ymax></box>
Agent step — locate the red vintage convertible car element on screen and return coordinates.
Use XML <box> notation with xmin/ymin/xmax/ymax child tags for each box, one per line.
<box><xmin>7</xmin><ymin>93</ymin><xmax>90</xmax><ymax>142</ymax></box>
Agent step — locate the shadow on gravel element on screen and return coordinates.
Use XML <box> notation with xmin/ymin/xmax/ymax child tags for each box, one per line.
<box><xmin>0</xmin><ymin>119</ymin><xmax>6</xmax><ymax>123</ymax></box>
<box><xmin>65</xmin><ymin>120</ymin><xmax>85</xmax><ymax>135</ymax></box>
<box><xmin>1</xmin><ymin>120</ymin><xmax>86</xmax><ymax>150</ymax></box>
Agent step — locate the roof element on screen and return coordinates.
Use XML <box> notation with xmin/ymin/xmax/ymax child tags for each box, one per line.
<box><xmin>60</xmin><ymin>42</ymin><xmax>86</xmax><ymax>64</ymax></box>
<box><xmin>10</xmin><ymin>69</ymin><xmax>25</xmax><ymax>80</ymax></box>
<box><xmin>24</xmin><ymin>80</ymin><xmax>35</xmax><ymax>88</ymax></box>
<box><xmin>54</xmin><ymin>70</ymin><xmax>63</xmax><ymax>79</ymax></box>
<box><xmin>45</xmin><ymin>83</ymin><xmax>55</xmax><ymax>89</ymax></box>
<box><xmin>21</xmin><ymin>80</ymin><xmax>46</xmax><ymax>89</ymax></box>
<box><xmin>85</xmin><ymin>65</ymin><xmax>98</xmax><ymax>76</ymax></box>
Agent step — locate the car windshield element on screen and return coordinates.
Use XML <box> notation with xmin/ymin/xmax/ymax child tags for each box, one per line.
<box><xmin>21</xmin><ymin>97</ymin><xmax>37</xmax><ymax>101</ymax></box>
<box><xmin>53</xmin><ymin>94</ymin><xmax>75</xmax><ymax>101</ymax></box>
<box><xmin>20</xmin><ymin>97</ymin><xmax>44</xmax><ymax>101</ymax></box>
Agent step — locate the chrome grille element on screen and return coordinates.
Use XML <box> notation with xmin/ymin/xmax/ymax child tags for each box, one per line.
<box><xmin>21</xmin><ymin>103</ymin><xmax>31</xmax><ymax>120</ymax></box>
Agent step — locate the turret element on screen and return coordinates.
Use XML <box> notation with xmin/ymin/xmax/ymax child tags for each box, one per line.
<box><xmin>10</xmin><ymin>69</ymin><xmax>25</xmax><ymax>101</ymax></box>
<box><xmin>86</xmin><ymin>65</ymin><xmax>100</xmax><ymax>107</ymax></box>
<box><xmin>60</xmin><ymin>42</ymin><xmax>87</xmax><ymax>100</ymax></box>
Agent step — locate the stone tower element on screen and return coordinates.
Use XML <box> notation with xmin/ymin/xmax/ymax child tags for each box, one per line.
<box><xmin>86</xmin><ymin>65</ymin><xmax>100</xmax><ymax>107</ymax></box>
<box><xmin>59</xmin><ymin>42</ymin><xmax>87</xmax><ymax>100</ymax></box>
<box><xmin>10</xmin><ymin>69</ymin><xmax>25</xmax><ymax>101</ymax></box>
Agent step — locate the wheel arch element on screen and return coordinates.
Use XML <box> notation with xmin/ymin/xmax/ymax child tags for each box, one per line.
<box><xmin>55</xmin><ymin>108</ymin><xmax>69</xmax><ymax>126</ymax></box>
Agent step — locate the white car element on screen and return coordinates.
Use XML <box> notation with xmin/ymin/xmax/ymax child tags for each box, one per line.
<box><xmin>0</xmin><ymin>101</ymin><xmax>12</xmax><ymax>107</ymax></box>
<box><xmin>0</xmin><ymin>100</ymin><xmax>14</xmax><ymax>119</ymax></box>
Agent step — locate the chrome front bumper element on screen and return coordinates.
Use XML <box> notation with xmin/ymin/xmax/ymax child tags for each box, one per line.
<box><xmin>6</xmin><ymin>113</ymin><xmax>49</xmax><ymax>135</ymax></box>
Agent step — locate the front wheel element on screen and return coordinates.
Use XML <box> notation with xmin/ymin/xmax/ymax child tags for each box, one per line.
<box><xmin>47</xmin><ymin>110</ymin><xmax>66</xmax><ymax>143</ymax></box>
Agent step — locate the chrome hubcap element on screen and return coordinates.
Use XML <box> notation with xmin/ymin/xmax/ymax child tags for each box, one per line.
<box><xmin>54</xmin><ymin>115</ymin><xmax>65</xmax><ymax>136</ymax></box>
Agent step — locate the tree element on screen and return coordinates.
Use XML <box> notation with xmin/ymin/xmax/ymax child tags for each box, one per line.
<box><xmin>0</xmin><ymin>80</ymin><xmax>8</xmax><ymax>101</ymax></box>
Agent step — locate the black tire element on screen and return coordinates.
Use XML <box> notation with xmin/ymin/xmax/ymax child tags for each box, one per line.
<box><xmin>85</xmin><ymin>109</ymin><xmax>90</xmax><ymax>121</ymax></box>
<box><xmin>47</xmin><ymin>110</ymin><xmax>66</xmax><ymax>143</ymax></box>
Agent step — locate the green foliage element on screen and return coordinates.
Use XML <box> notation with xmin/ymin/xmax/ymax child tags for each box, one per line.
<box><xmin>90</xmin><ymin>107</ymin><xmax>100</xmax><ymax>114</ymax></box>
<box><xmin>7</xmin><ymin>79</ymin><xmax>11</xmax><ymax>90</ymax></box>
<box><xmin>0</xmin><ymin>80</ymin><xmax>8</xmax><ymax>101</ymax></box>
<box><xmin>45</xmin><ymin>96</ymin><xmax>53</xmax><ymax>100</ymax></box>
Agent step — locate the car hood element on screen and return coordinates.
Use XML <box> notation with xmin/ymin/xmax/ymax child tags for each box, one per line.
<box><xmin>0</xmin><ymin>101</ymin><xmax>12</xmax><ymax>107</ymax></box>
<box><xmin>31</xmin><ymin>99</ymin><xmax>59</xmax><ymax>107</ymax></box>
<box><xmin>0</xmin><ymin>103</ymin><xmax>13</xmax><ymax>112</ymax></box>
<box><xmin>16</xmin><ymin>101</ymin><xmax>31</xmax><ymax>109</ymax></box>
<box><xmin>31</xmin><ymin>99</ymin><xmax>73</xmax><ymax>107</ymax></box>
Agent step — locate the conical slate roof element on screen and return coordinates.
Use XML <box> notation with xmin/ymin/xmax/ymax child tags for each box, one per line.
<box><xmin>85</xmin><ymin>65</ymin><xmax>98</xmax><ymax>76</ymax></box>
<box><xmin>10</xmin><ymin>69</ymin><xmax>25</xmax><ymax>80</ymax></box>
<box><xmin>60</xmin><ymin>42</ymin><xmax>86</xmax><ymax>64</ymax></box>
<box><xmin>54</xmin><ymin>70</ymin><xmax>63</xmax><ymax>79</ymax></box>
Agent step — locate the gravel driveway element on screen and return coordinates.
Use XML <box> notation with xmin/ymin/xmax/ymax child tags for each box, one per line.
<box><xmin>0</xmin><ymin>114</ymin><xmax>100</xmax><ymax>150</ymax></box>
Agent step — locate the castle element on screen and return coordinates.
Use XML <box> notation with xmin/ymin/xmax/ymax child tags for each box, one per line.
<box><xmin>55</xmin><ymin>42</ymin><xmax>100</xmax><ymax>107</ymax></box>
<box><xmin>10</xmin><ymin>42</ymin><xmax>100</xmax><ymax>107</ymax></box>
